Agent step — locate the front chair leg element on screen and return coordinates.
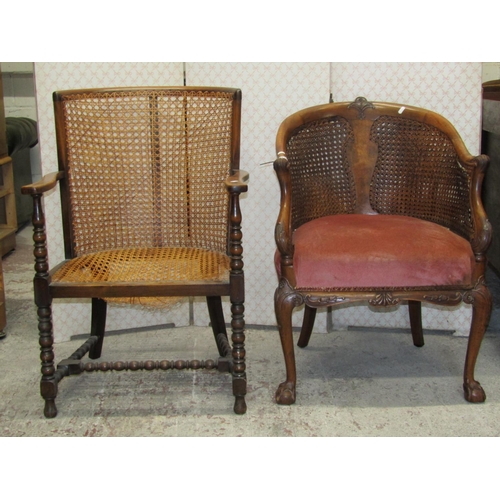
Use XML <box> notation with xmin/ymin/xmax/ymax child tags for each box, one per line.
<box><xmin>30</xmin><ymin>192</ymin><xmax>59</xmax><ymax>418</ymax></box>
<box><xmin>275</xmin><ymin>280</ymin><xmax>302</xmax><ymax>405</ymax></box>
<box><xmin>463</xmin><ymin>279</ymin><xmax>492</xmax><ymax>402</ymax></box>
<box><xmin>231</xmin><ymin>300</ymin><xmax>247</xmax><ymax>414</ymax></box>
<box><xmin>38</xmin><ymin>303</ymin><xmax>58</xmax><ymax>418</ymax></box>
<box><xmin>227</xmin><ymin>187</ymin><xmax>247</xmax><ymax>414</ymax></box>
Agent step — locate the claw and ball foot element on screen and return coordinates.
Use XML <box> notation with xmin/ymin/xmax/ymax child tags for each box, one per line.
<box><xmin>463</xmin><ymin>380</ymin><xmax>486</xmax><ymax>403</ymax></box>
<box><xmin>275</xmin><ymin>381</ymin><xmax>296</xmax><ymax>405</ymax></box>
<box><xmin>462</xmin><ymin>277</ymin><xmax>490</xmax><ymax>404</ymax></box>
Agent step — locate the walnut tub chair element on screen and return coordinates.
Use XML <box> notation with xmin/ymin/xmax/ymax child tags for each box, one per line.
<box><xmin>273</xmin><ymin>97</ymin><xmax>491</xmax><ymax>406</ymax></box>
<box><xmin>22</xmin><ymin>87</ymin><xmax>248</xmax><ymax>417</ymax></box>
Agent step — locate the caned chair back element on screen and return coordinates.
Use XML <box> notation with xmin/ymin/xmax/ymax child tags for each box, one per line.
<box><xmin>54</xmin><ymin>87</ymin><xmax>240</xmax><ymax>258</ymax></box>
<box><xmin>277</xmin><ymin>98</ymin><xmax>475</xmax><ymax>240</ymax></box>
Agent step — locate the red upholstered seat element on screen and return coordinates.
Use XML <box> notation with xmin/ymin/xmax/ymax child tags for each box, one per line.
<box><xmin>288</xmin><ymin>214</ymin><xmax>474</xmax><ymax>289</ymax></box>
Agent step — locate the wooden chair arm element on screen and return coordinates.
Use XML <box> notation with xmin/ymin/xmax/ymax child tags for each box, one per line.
<box><xmin>273</xmin><ymin>148</ymin><xmax>492</xmax><ymax>259</ymax></box>
<box><xmin>21</xmin><ymin>171</ymin><xmax>64</xmax><ymax>195</ymax></box>
<box><xmin>470</xmin><ymin>154</ymin><xmax>492</xmax><ymax>255</ymax></box>
<box><xmin>273</xmin><ymin>155</ymin><xmax>293</xmax><ymax>257</ymax></box>
<box><xmin>225</xmin><ymin>170</ymin><xmax>249</xmax><ymax>193</ymax></box>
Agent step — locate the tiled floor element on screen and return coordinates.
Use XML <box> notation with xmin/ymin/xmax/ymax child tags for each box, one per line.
<box><xmin>1</xmin><ymin>226</ymin><xmax>500</xmax><ymax>437</ymax></box>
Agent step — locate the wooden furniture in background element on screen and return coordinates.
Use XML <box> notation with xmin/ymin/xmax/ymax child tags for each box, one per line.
<box><xmin>0</xmin><ymin>72</ymin><xmax>17</xmax><ymax>257</ymax></box>
<box><xmin>273</xmin><ymin>97</ymin><xmax>491</xmax><ymax>406</ymax></box>
<box><xmin>22</xmin><ymin>87</ymin><xmax>248</xmax><ymax>417</ymax></box>
<box><xmin>481</xmin><ymin>80</ymin><xmax>500</xmax><ymax>273</ymax></box>
<box><xmin>0</xmin><ymin>71</ymin><xmax>13</xmax><ymax>336</ymax></box>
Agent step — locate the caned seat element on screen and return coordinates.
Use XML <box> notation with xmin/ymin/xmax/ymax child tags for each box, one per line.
<box><xmin>273</xmin><ymin>97</ymin><xmax>492</xmax><ymax>406</ymax></box>
<box><xmin>22</xmin><ymin>87</ymin><xmax>249</xmax><ymax>417</ymax></box>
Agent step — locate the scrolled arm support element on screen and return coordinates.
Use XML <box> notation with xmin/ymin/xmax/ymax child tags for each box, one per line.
<box><xmin>273</xmin><ymin>155</ymin><xmax>294</xmax><ymax>258</ymax></box>
<box><xmin>469</xmin><ymin>154</ymin><xmax>491</xmax><ymax>257</ymax></box>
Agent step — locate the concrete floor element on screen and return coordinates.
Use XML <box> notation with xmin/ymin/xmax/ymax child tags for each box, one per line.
<box><xmin>2</xmin><ymin>226</ymin><xmax>500</xmax><ymax>437</ymax></box>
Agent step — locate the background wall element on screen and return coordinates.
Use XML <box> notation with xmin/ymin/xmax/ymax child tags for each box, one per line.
<box><xmin>31</xmin><ymin>62</ymin><xmax>484</xmax><ymax>342</ymax></box>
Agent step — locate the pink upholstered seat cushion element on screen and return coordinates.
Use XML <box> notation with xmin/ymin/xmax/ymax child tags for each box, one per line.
<box><xmin>277</xmin><ymin>214</ymin><xmax>475</xmax><ymax>289</ymax></box>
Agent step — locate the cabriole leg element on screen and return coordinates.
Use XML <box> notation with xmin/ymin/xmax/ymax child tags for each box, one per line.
<box><xmin>275</xmin><ymin>279</ymin><xmax>302</xmax><ymax>405</ymax></box>
<box><xmin>463</xmin><ymin>279</ymin><xmax>491</xmax><ymax>403</ymax></box>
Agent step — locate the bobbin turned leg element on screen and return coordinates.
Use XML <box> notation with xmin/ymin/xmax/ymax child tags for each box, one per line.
<box><xmin>30</xmin><ymin>193</ymin><xmax>58</xmax><ymax>417</ymax></box>
<box><xmin>231</xmin><ymin>299</ymin><xmax>246</xmax><ymax>414</ymax></box>
<box><xmin>37</xmin><ymin>302</ymin><xmax>58</xmax><ymax>418</ymax></box>
<box><xmin>463</xmin><ymin>278</ymin><xmax>491</xmax><ymax>403</ymax></box>
<box><xmin>228</xmin><ymin>189</ymin><xmax>247</xmax><ymax>415</ymax></box>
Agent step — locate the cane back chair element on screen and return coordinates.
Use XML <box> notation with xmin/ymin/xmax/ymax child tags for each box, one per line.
<box><xmin>273</xmin><ymin>96</ymin><xmax>491</xmax><ymax>406</ymax></box>
<box><xmin>22</xmin><ymin>87</ymin><xmax>248</xmax><ymax>417</ymax></box>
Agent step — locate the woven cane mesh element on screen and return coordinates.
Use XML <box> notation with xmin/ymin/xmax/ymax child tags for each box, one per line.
<box><xmin>287</xmin><ymin>117</ymin><xmax>356</xmax><ymax>231</ymax></box>
<box><xmin>54</xmin><ymin>88</ymin><xmax>235</xmax><ymax>305</ymax></box>
<box><xmin>369</xmin><ymin>116</ymin><xmax>474</xmax><ymax>240</ymax></box>
<box><xmin>61</xmin><ymin>89</ymin><xmax>233</xmax><ymax>256</ymax></box>
<box><xmin>51</xmin><ymin>247</ymin><xmax>230</xmax><ymax>306</ymax></box>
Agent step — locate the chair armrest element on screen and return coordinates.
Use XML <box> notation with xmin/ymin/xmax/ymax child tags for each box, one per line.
<box><xmin>469</xmin><ymin>154</ymin><xmax>492</xmax><ymax>255</ymax></box>
<box><xmin>225</xmin><ymin>170</ymin><xmax>249</xmax><ymax>193</ymax></box>
<box><xmin>21</xmin><ymin>171</ymin><xmax>64</xmax><ymax>195</ymax></box>
<box><xmin>273</xmin><ymin>155</ymin><xmax>293</xmax><ymax>258</ymax></box>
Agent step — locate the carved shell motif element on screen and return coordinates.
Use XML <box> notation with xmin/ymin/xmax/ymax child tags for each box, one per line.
<box><xmin>369</xmin><ymin>292</ymin><xmax>400</xmax><ymax>307</ymax></box>
<box><xmin>348</xmin><ymin>96</ymin><xmax>375</xmax><ymax>119</ymax></box>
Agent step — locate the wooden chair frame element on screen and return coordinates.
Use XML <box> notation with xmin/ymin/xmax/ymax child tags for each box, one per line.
<box><xmin>22</xmin><ymin>87</ymin><xmax>248</xmax><ymax>417</ymax></box>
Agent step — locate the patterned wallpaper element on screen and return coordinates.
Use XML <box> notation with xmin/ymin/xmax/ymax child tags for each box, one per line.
<box><xmin>331</xmin><ymin>62</ymin><xmax>482</xmax><ymax>153</ymax></box>
<box><xmin>32</xmin><ymin>62</ymin><xmax>482</xmax><ymax>341</ymax></box>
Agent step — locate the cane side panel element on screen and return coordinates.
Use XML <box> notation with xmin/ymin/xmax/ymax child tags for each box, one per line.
<box><xmin>286</xmin><ymin>117</ymin><xmax>356</xmax><ymax>231</ymax></box>
<box><xmin>369</xmin><ymin>115</ymin><xmax>474</xmax><ymax>240</ymax></box>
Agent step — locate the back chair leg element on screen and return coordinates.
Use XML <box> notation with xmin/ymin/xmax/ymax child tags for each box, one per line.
<box><xmin>408</xmin><ymin>300</ymin><xmax>424</xmax><ymax>347</ymax></box>
<box><xmin>463</xmin><ymin>280</ymin><xmax>491</xmax><ymax>402</ymax></box>
<box><xmin>89</xmin><ymin>298</ymin><xmax>107</xmax><ymax>359</ymax></box>
<box><xmin>206</xmin><ymin>295</ymin><xmax>229</xmax><ymax>357</ymax></box>
<box><xmin>297</xmin><ymin>305</ymin><xmax>316</xmax><ymax>348</ymax></box>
